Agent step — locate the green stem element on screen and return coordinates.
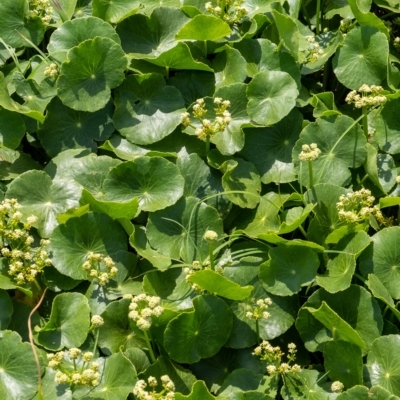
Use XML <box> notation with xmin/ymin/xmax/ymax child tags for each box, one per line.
<box><xmin>32</xmin><ymin>277</ymin><xmax>42</xmax><ymax>295</ymax></box>
<box><xmin>276</xmin><ymin>39</ymin><xmax>284</xmax><ymax>52</ymax></box>
<box><xmin>298</xmin><ymin>225</ymin><xmax>308</xmax><ymax>239</ymax></box>
<box><xmin>92</xmin><ymin>329</ymin><xmax>100</xmax><ymax>354</ymax></box>
<box><xmin>322</xmin><ymin>58</ymin><xmax>330</xmax><ymax>92</ymax></box>
<box><xmin>316</xmin><ymin>0</ymin><xmax>321</xmax><ymax>34</ymax></box>
<box><xmin>301</xmin><ymin>3</ymin><xmax>311</xmax><ymax>29</ymax></box>
<box><xmin>360</xmin><ymin>174</ymin><xmax>369</xmax><ymax>185</ymax></box>
<box><xmin>382</xmin><ymin>305</ymin><xmax>389</xmax><ymax>318</ymax></box>
<box><xmin>362</xmin><ymin>106</ymin><xmax>368</xmax><ymax>138</ymax></box>
<box><xmin>204</xmin><ymin>40</ymin><xmax>207</xmax><ymax>57</ymax></box>
<box><xmin>143</xmin><ymin>330</ymin><xmax>156</xmax><ymax>363</ymax></box>
<box><xmin>220</xmin><ymin>0</ymin><xmax>226</xmax><ymax>17</ymax></box>
<box><xmin>165</xmin><ymin>66</ymin><xmax>170</xmax><ymax>79</ymax></box>
<box><xmin>208</xmin><ymin>243</ymin><xmax>215</xmax><ymax>271</ymax></box>
<box><xmin>205</xmin><ymin>136</ymin><xmax>210</xmax><ymax>154</ymax></box>
<box><xmin>308</xmin><ymin>160</ymin><xmax>314</xmax><ymax>189</ymax></box>
<box><xmin>255</xmin><ymin>320</ymin><xmax>261</xmax><ymax>344</ymax></box>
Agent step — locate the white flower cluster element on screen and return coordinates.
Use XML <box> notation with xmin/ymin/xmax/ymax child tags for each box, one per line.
<box><xmin>345</xmin><ymin>85</ymin><xmax>386</xmax><ymax>108</ymax></box>
<box><xmin>44</xmin><ymin>63</ymin><xmax>59</xmax><ymax>78</ymax></box>
<box><xmin>336</xmin><ymin>189</ymin><xmax>388</xmax><ymax>225</ymax></box>
<box><xmin>82</xmin><ymin>252</ymin><xmax>117</xmax><ymax>286</ymax></box>
<box><xmin>48</xmin><ymin>349</ymin><xmax>101</xmax><ymax>387</ymax></box>
<box><xmin>183</xmin><ymin>261</ymin><xmax>204</xmax><ymax>293</ymax></box>
<box><xmin>253</xmin><ymin>341</ymin><xmax>301</xmax><ymax>375</ymax></box>
<box><xmin>0</xmin><ymin>199</ymin><xmax>51</xmax><ymax>285</ymax></box>
<box><xmin>245</xmin><ymin>298</ymin><xmax>272</xmax><ymax>320</ymax></box>
<box><xmin>305</xmin><ymin>36</ymin><xmax>323</xmax><ymax>63</ymax></box>
<box><xmin>340</xmin><ymin>18</ymin><xmax>354</xmax><ymax>34</ymax></box>
<box><xmin>91</xmin><ymin>315</ymin><xmax>104</xmax><ymax>327</ymax></box>
<box><xmin>205</xmin><ymin>0</ymin><xmax>248</xmax><ymax>25</ymax></box>
<box><xmin>331</xmin><ymin>381</ymin><xmax>344</xmax><ymax>393</ymax></box>
<box><xmin>203</xmin><ymin>230</ymin><xmax>219</xmax><ymax>243</ymax></box>
<box><xmin>298</xmin><ymin>143</ymin><xmax>321</xmax><ymax>162</ymax></box>
<box><xmin>128</xmin><ymin>294</ymin><xmax>164</xmax><ymax>331</ymax></box>
<box><xmin>180</xmin><ymin>98</ymin><xmax>232</xmax><ymax>141</ymax></box>
<box><xmin>29</xmin><ymin>0</ymin><xmax>53</xmax><ymax>24</ymax></box>
<box><xmin>133</xmin><ymin>375</ymin><xmax>175</xmax><ymax>400</ymax></box>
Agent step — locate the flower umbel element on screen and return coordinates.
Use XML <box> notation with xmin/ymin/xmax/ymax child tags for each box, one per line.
<box><xmin>29</xmin><ymin>0</ymin><xmax>54</xmax><ymax>24</ymax></box>
<box><xmin>205</xmin><ymin>0</ymin><xmax>248</xmax><ymax>25</ymax></box>
<box><xmin>133</xmin><ymin>375</ymin><xmax>175</xmax><ymax>399</ymax></box>
<box><xmin>48</xmin><ymin>349</ymin><xmax>101</xmax><ymax>387</ymax></box>
<box><xmin>128</xmin><ymin>294</ymin><xmax>164</xmax><ymax>331</ymax></box>
<box><xmin>244</xmin><ymin>298</ymin><xmax>273</xmax><ymax>321</ymax></box>
<box><xmin>298</xmin><ymin>143</ymin><xmax>321</xmax><ymax>162</ymax></box>
<box><xmin>336</xmin><ymin>188</ymin><xmax>390</xmax><ymax>226</ymax></box>
<box><xmin>345</xmin><ymin>85</ymin><xmax>387</xmax><ymax>109</ymax></box>
<box><xmin>253</xmin><ymin>341</ymin><xmax>301</xmax><ymax>376</ymax></box>
<box><xmin>180</xmin><ymin>97</ymin><xmax>232</xmax><ymax>143</ymax></box>
<box><xmin>82</xmin><ymin>252</ymin><xmax>117</xmax><ymax>286</ymax></box>
<box><xmin>0</xmin><ymin>199</ymin><xmax>51</xmax><ymax>285</ymax></box>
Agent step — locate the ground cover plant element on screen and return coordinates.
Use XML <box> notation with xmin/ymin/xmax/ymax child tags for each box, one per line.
<box><xmin>3</xmin><ymin>0</ymin><xmax>400</xmax><ymax>399</ymax></box>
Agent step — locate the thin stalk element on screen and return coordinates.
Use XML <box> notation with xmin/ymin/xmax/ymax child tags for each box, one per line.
<box><xmin>208</xmin><ymin>243</ymin><xmax>215</xmax><ymax>270</ymax></box>
<box><xmin>308</xmin><ymin>160</ymin><xmax>314</xmax><ymax>189</ymax></box>
<box><xmin>301</xmin><ymin>2</ymin><xmax>311</xmax><ymax>29</ymax></box>
<box><xmin>28</xmin><ymin>288</ymin><xmax>48</xmax><ymax>400</ymax></box>
<box><xmin>316</xmin><ymin>0</ymin><xmax>321</xmax><ymax>34</ymax></box>
<box><xmin>322</xmin><ymin>58</ymin><xmax>330</xmax><ymax>91</ymax></box>
<box><xmin>92</xmin><ymin>329</ymin><xmax>100</xmax><ymax>354</ymax></box>
<box><xmin>166</xmin><ymin>66</ymin><xmax>170</xmax><ymax>79</ymax></box>
<box><xmin>220</xmin><ymin>0</ymin><xmax>226</xmax><ymax>17</ymax></box>
<box><xmin>298</xmin><ymin>225</ymin><xmax>308</xmax><ymax>239</ymax></box>
<box><xmin>205</xmin><ymin>136</ymin><xmax>210</xmax><ymax>154</ymax></box>
<box><xmin>255</xmin><ymin>320</ymin><xmax>261</xmax><ymax>344</ymax></box>
<box><xmin>299</xmin><ymin>161</ymin><xmax>304</xmax><ymax>196</ymax></box>
<box><xmin>360</xmin><ymin>174</ymin><xmax>369</xmax><ymax>185</ymax></box>
<box><xmin>362</xmin><ymin>106</ymin><xmax>369</xmax><ymax>138</ymax></box>
<box><xmin>143</xmin><ymin>330</ymin><xmax>156</xmax><ymax>363</ymax></box>
<box><xmin>382</xmin><ymin>305</ymin><xmax>389</xmax><ymax>318</ymax></box>
<box><xmin>204</xmin><ymin>40</ymin><xmax>207</xmax><ymax>57</ymax></box>
<box><xmin>32</xmin><ymin>278</ymin><xmax>42</xmax><ymax>295</ymax></box>
<box><xmin>276</xmin><ymin>39</ymin><xmax>284</xmax><ymax>52</ymax></box>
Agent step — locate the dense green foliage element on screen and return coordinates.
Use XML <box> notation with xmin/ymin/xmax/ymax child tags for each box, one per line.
<box><xmin>2</xmin><ymin>0</ymin><xmax>400</xmax><ymax>399</ymax></box>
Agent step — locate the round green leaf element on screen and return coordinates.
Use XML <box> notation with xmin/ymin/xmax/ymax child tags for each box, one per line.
<box><xmin>98</xmin><ymin>298</ymin><xmax>145</xmax><ymax>355</ymax></box>
<box><xmin>259</xmin><ymin>245</ymin><xmax>319</xmax><ymax>296</ymax></box>
<box><xmin>36</xmin><ymin>292</ymin><xmax>90</xmax><ymax>350</ymax></box>
<box><xmin>38</xmin><ymin>97</ymin><xmax>114</xmax><ymax>157</ymax></box>
<box><xmin>164</xmin><ymin>294</ymin><xmax>233</xmax><ymax>363</ymax></box>
<box><xmin>0</xmin><ymin>331</ymin><xmax>38</xmax><ymax>400</ymax></box>
<box><xmin>323</xmin><ymin>340</ymin><xmax>363</xmax><ymax>389</ymax></box>
<box><xmin>293</xmin><ymin>115</ymin><xmax>367</xmax><ymax>187</ymax></box>
<box><xmin>175</xmin><ymin>381</ymin><xmax>215</xmax><ymax>400</ymax></box>
<box><xmin>336</xmin><ymin>385</ymin><xmax>396</xmax><ymax>399</ymax></box>
<box><xmin>85</xmin><ymin>352</ymin><xmax>137</xmax><ymax>399</ymax></box>
<box><xmin>92</xmin><ymin>0</ymin><xmax>141</xmax><ymax>23</ymax></box>
<box><xmin>212</xmin><ymin>47</ymin><xmax>247</xmax><ymax>89</ymax></box>
<box><xmin>147</xmin><ymin>197</ymin><xmax>224</xmax><ymax>263</ymax></box>
<box><xmin>367</xmin><ymin>335</ymin><xmax>400</xmax><ymax>396</ymax></box>
<box><xmin>48</xmin><ymin>16</ymin><xmax>121</xmax><ymax>62</ymax></box>
<box><xmin>0</xmin><ymin>290</ymin><xmax>12</xmax><ymax>329</ymax></box>
<box><xmin>234</xmin><ymin>38</ymin><xmax>300</xmax><ymax>84</ymax></box>
<box><xmin>0</xmin><ymin>108</ymin><xmax>25</xmax><ymax>150</ymax></box>
<box><xmin>188</xmin><ymin>270</ymin><xmax>253</xmax><ymax>300</ymax></box>
<box><xmin>374</xmin><ymin>98</ymin><xmax>400</xmax><ymax>154</ymax></box>
<box><xmin>117</xmin><ymin>8</ymin><xmax>189</xmax><ymax>57</ymax></box>
<box><xmin>45</xmin><ymin>151</ymin><xmax>120</xmax><ymax>196</ymax></box>
<box><xmin>0</xmin><ymin>0</ymin><xmax>44</xmax><ymax>48</ymax></box>
<box><xmin>246</xmin><ymin>71</ymin><xmax>298</xmax><ymax>126</ymax></box>
<box><xmin>102</xmin><ymin>157</ymin><xmax>184</xmax><ymax>212</ymax></box>
<box><xmin>49</xmin><ymin>212</ymin><xmax>127</xmax><ymax>280</ymax></box>
<box><xmin>175</xmin><ymin>15</ymin><xmax>231</xmax><ymax>41</ymax></box>
<box><xmin>240</xmin><ymin>109</ymin><xmax>302</xmax><ymax>184</ymax></box>
<box><xmin>296</xmin><ymin>285</ymin><xmax>383</xmax><ymax>352</ymax></box>
<box><xmin>57</xmin><ymin>37</ymin><xmax>127</xmax><ymax>112</ymax></box>
<box><xmin>113</xmin><ymin>73</ymin><xmax>185</xmax><ymax>145</ymax></box>
<box><xmin>6</xmin><ymin>170</ymin><xmax>81</xmax><ymax>237</ymax></box>
<box><xmin>360</xmin><ymin>227</ymin><xmax>400</xmax><ymax>299</ymax></box>
<box><xmin>333</xmin><ymin>26</ymin><xmax>388</xmax><ymax>90</ymax></box>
